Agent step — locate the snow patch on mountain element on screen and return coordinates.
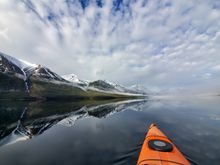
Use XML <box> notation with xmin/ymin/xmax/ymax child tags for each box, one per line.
<box><xmin>62</xmin><ymin>74</ymin><xmax>80</xmax><ymax>83</ymax></box>
<box><xmin>62</xmin><ymin>74</ymin><xmax>88</xmax><ymax>86</ymax></box>
<box><xmin>19</xmin><ymin>59</ymin><xmax>38</xmax><ymax>68</ymax></box>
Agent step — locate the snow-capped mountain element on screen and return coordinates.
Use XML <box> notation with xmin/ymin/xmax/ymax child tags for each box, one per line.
<box><xmin>88</xmin><ymin>80</ymin><xmax>147</xmax><ymax>95</ymax></box>
<box><xmin>0</xmin><ymin>51</ymin><xmax>146</xmax><ymax>99</ymax></box>
<box><xmin>62</xmin><ymin>74</ymin><xmax>147</xmax><ymax>95</ymax></box>
<box><xmin>129</xmin><ymin>84</ymin><xmax>149</xmax><ymax>95</ymax></box>
<box><xmin>0</xmin><ymin>52</ymin><xmax>35</xmax><ymax>79</ymax></box>
<box><xmin>0</xmin><ymin>52</ymin><xmax>66</xmax><ymax>82</ymax></box>
<box><xmin>62</xmin><ymin>74</ymin><xmax>88</xmax><ymax>86</ymax></box>
<box><xmin>33</xmin><ymin>65</ymin><xmax>67</xmax><ymax>82</ymax></box>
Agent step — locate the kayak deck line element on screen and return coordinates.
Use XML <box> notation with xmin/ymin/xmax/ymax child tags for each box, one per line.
<box><xmin>137</xmin><ymin>123</ymin><xmax>191</xmax><ymax>165</ymax></box>
<box><xmin>138</xmin><ymin>159</ymin><xmax>186</xmax><ymax>165</ymax></box>
<box><xmin>145</xmin><ymin>135</ymin><xmax>173</xmax><ymax>141</ymax></box>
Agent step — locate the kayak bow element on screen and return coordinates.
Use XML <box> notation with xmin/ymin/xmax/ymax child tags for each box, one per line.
<box><xmin>137</xmin><ymin>124</ymin><xmax>190</xmax><ymax>165</ymax></box>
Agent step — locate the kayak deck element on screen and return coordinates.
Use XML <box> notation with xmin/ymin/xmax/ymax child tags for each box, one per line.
<box><xmin>137</xmin><ymin>124</ymin><xmax>190</xmax><ymax>165</ymax></box>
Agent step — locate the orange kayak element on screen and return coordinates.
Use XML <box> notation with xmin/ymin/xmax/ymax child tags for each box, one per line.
<box><xmin>137</xmin><ymin>124</ymin><xmax>190</xmax><ymax>165</ymax></box>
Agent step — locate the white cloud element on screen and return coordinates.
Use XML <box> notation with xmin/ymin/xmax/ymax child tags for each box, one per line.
<box><xmin>0</xmin><ymin>0</ymin><xmax>220</xmax><ymax>92</ymax></box>
<box><xmin>212</xmin><ymin>65</ymin><xmax>220</xmax><ymax>73</ymax></box>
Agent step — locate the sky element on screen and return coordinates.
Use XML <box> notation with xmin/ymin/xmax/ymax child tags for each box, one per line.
<box><xmin>0</xmin><ymin>0</ymin><xmax>220</xmax><ymax>93</ymax></box>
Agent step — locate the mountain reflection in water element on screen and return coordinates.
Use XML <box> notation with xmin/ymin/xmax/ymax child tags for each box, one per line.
<box><xmin>0</xmin><ymin>99</ymin><xmax>146</xmax><ymax>147</ymax></box>
<box><xmin>0</xmin><ymin>97</ymin><xmax>220</xmax><ymax>165</ymax></box>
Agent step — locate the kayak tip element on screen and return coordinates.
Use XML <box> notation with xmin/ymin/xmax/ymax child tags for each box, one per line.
<box><xmin>149</xmin><ymin>123</ymin><xmax>157</xmax><ymax>129</ymax></box>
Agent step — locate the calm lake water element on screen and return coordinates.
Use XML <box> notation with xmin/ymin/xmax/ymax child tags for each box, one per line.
<box><xmin>0</xmin><ymin>97</ymin><xmax>220</xmax><ymax>165</ymax></box>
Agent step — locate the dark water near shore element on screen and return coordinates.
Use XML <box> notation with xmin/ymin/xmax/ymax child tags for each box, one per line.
<box><xmin>0</xmin><ymin>97</ymin><xmax>220</xmax><ymax>165</ymax></box>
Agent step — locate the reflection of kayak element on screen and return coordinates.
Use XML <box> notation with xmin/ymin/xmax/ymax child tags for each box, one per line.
<box><xmin>137</xmin><ymin>124</ymin><xmax>190</xmax><ymax>165</ymax></box>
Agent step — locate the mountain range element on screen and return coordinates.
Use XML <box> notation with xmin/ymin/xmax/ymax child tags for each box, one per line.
<box><xmin>0</xmin><ymin>51</ymin><xmax>146</xmax><ymax>100</ymax></box>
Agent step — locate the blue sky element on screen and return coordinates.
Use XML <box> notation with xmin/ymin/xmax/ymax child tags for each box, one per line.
<box><xmin>0</xmin><ymin>0</ymin><xmax>220</xmax><ymax>92</ymax></box>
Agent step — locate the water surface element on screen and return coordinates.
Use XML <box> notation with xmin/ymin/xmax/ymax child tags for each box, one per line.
<box><xmin>0</xmin><ymin>97</ymin><xmax>220</xmax><ymax>165</ymax></box>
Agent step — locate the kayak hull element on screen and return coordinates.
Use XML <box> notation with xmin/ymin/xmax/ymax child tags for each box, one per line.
<box><xmin>137</xmin><ymin>124</ymin><xmax>190</xmax><ymax>165</ymax></box>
